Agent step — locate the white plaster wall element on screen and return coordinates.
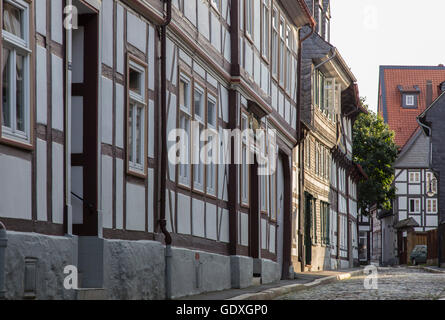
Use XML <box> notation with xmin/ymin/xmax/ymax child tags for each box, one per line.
<box><xmin>36</xmin><ymin>139</ymin><xmax>47</xmax><ymax>222</ymax></box>
<box><xmin>177</xmin><ymin>193</ymin><xmax>191</xmax><ymax>235</ymax></box>
<box><xmin>205</xmin><ymin>203</ymin><xmax>217</xmax><ymax>240</ymax></box>
<box><xmin>399</xmin><ymin>196</ymin><xmax>407</xmax><ymax>210</ymax></box>
<box><xmin>147</xmin><ymin>168</ymin><xmax>154</xmax><ymax>233</ymax></box>
<box><xmin>192</xmin><ymin>199</ymin><xmax>205</xmax><ymax>238</ymax></box>
<box><xmin>126</xmin><ymin>182</ymin><xmax>146</xmax><ymax>231</ymax></box>
<box><xmin>101</xmin><ymin>0</ymin><xmax>113</xmax><ymax>67</ymax></box>
<box><xmin>115</xmin><ymin>159</ymin><xmax>124</xmax><ymax>230</ymax></box>
<box><xmin>197</xmin><ymin>0</ymin><xmax>209</xmax><ymax>40</ymax></box>
<box><xmin>166</xmin><ymin>189</ymin><xmax>176</xmax><ymax>233</ymax></box>
<box><xmin>36</xmin><ymin>45</ymin><xmax>47</xmax><ymax>125</ymax></box>
<box><xmin>219</xmin><ymin>208</ymin><xmax>230</xmax><ymax>243</ymax></box>
<box><xmin>35</xmin><ymin>0</ymin><xmax>46</xmax><ymax>35</ymax></box>
<box><xmin>51</xmin><ymin>54</ymin><xmax>64</xmax><ymax>131</ymax></box>
<box><xmin>51</xmin><ymin>0</ymin><xmax>63</xmax><ymax>44</ymax></box>
<box><xmin>102</xmin><ymin>155</ymin><xmax>113</xmax><ymax>229</ymax></box>
<box><xmin>127</xmin><ymin>11</ymin><xmax>147</xmax><ymax>53</ymax></box>
<box><xmin>52</xmin><ymin>143</ymin><xmax>64</xmax><ymax>224</ymax></box>
<box><xmin>101</xmin><ymin>76</ymin><xmax>113</xmax><ymax>145</ymax></box>
<box><xmin>115</xmin><ymin>83</ymin><xmax>124</xmax><ymax>149</ymax></box>
<box><xmin>116</xmin><ymin>4</ymin><xmax>125</xmax><ymax>74</ymax></box>
<box><xmin>71</xmin><ymin>96</ymin><xmax>83</xmax><ymax>154</ymax></box>
<box><xmin>240</xmin><ymin>212</ymin><xmax>249</xmax><ymax>247</ymax></box>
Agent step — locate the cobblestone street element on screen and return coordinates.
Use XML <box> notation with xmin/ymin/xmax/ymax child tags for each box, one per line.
<box><xmin>278</xmin><ymin>268</ymin><xmax>445</xmax><ymax>300</ymax></box>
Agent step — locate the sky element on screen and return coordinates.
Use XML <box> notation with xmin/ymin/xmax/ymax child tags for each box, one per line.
<box><xmin>330</xmin><ymin>0</ymin><xmax>445</xmax><ymax>113</ymax></box>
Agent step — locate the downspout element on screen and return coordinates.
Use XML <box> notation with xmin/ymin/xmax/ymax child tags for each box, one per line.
<box><xmin>297</xmin><ymin>23</ymin><xmax>314</xmax><ymax>272</ymax></box>
<box><xmin>0</xmin><ymin>222</ymin><xmax>6</xmax><ymax>299</ymax></box>
<box><xmin>157</xmin><ymin>0</ymin><xmax>172</xmax><ymax>300</ymax></box>
<box><xmin>417</xmin><ymin>117</ymin><xmax>442</xmax><ymax>268</ymax></box>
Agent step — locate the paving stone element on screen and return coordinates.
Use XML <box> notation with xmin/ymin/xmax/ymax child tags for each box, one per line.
<box><xmin>277</xmin><ymin>267</ymin><xmax>445</xmax><ymax>300</ymax></box>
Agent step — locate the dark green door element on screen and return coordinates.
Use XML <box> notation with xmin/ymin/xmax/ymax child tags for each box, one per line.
<box><xmin>304</xmin><ymin>193</ymin><xmax>313</xmax><ymax>266</ymax></box>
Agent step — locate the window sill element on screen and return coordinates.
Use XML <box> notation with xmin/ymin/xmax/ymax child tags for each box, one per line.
<box><xmin>0</xmin><ymin>135</ymin><xmax>34</xmax><ymax>151</ymax></box>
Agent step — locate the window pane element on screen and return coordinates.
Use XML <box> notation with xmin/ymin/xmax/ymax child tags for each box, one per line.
<box><xmin>16</xmin><ymin>54</ymin><xmax>25</xmax><ymax>132</ymax></box>
<box><xmin>208</xmin><ymin>99</ymin><xmax>216</xmax><ymax>127</ymax></box>
<box><xmin>3</xmin><ymin>2</ymin><xmax>23</xmax><ymax>39</ymax></box>
<box><xmin>2</xmin><ymin>48</ymin><xmax>11</xmax><ymax>128</ymax></box>
<box><xmin>136</xmin><ymin>106</ymin><xmax>143</xmax><ymax>165</ymax></box>
<box><xmin>179</xmin><ymin>79</ymin><xmax>190</xmax><ymax>111</ymax></box>
<box><xmin>194</xmin><ymin>89</ymin><xmax>203</xmax><ymax>120</ymax></box>
<box><xmin>129</xmin><ymin>69</ymin><xmax>141</xmax><ymax>95</ymax></box>
<box><xmin>129</xmin><ymin>104</ymin><xmax>134</xmax><ymax>163</ymax></box>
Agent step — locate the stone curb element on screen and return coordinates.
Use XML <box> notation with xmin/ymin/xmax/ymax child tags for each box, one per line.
<box><xmin>419</xmin><ymin>266</ymin><xmax>445</xmax><ymax>274</ymax></box>
<box><xmin>228</xmin><ymin>269</ymin><xmax>365</xmax><ymax>300</ymax></box>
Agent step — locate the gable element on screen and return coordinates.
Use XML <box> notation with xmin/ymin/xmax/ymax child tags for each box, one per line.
<box><xmin>394</xmin><ymin>129</ymin><xmax>429</xmax><ymax>168</ymax></box>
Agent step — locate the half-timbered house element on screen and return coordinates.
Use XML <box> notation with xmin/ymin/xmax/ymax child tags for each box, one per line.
<box><xmin>0</xmin><ymin>0</ymin><xmax>316</xmax><ymax>299</ymax></box>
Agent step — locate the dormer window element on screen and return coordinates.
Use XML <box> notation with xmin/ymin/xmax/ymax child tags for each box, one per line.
<box><xmin>405</xmin><ymin>95</ymin><xmax>415</xmax><ymax>106</ymax></box>
<box><xmin>398</xmin><ymin>85</ymin><xmax>420</xmax><ymax>109</ymax></box>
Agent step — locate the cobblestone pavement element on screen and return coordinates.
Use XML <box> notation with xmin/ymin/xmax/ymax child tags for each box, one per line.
<box><xmin>278</xmin><ymin>267</ymin><xmax>445</xmax><ymax>300</ymax></box>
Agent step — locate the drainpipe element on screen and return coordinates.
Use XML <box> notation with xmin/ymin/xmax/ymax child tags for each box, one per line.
<box><xmin>157</xmin><ymin>0</ymin><xmax>173</xmax><ymax>300</ymax></box>
<box><xmin>0</xmin><ymin>222</ymin><xmax>7</xmax><ymax>299</ymax></box>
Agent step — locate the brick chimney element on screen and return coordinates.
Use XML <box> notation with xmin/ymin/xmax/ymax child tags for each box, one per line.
<box><xmin>426</xmin><ymin>80</ymin><xmax>433</xmax><ymax>108</ymax></box>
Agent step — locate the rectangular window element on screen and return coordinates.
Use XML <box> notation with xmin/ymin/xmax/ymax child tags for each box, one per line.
<box><xmin>245</xmin><ymin>0</ymin><xmax>253</xmax><ymax>39</ymax></box>
<box><xmin>406</xmin><ymin>95</ymin><xmax>415</xmax><ymax>106</ymax></box>
<box><xmin>127</xmin><ymin>58</ymin><xmax>147</xmax><ymax>176</ymax></box>
<box><xmin>426</xmin><ymin>172</ymin><xmax>437</xmax><ymax>194</ymax></box>
<box><xmin>271</xmin><ymin>7</ymin><xmax>278</xmax><ymax>79</ymax></box>
<box><xmin>426</xmin><ymin>199</ymin><xmax>437</xmax><ymax>214</ymax></box>
<box><xmin>1</xmin><ymin>0</ymin><xmax>31</xmax><ymax>145</ymax></box>
<box><xmin>206</xmin><ymin>94</ymin><xmax>218</xmax><ymax>196</ymax></box>
<box><xmin>178</xmin><ymin>74</ymin><xmax>192</xmax><ymax>186</ymax></box>
<box><xmin>192</xmin><ymin>83</ymin><xmax>205</xmax><ymax>192</ymax></box>
<box><xmin>241</xmin><ymin>113</ymin><xmax>250</xmax><ymax>206</ymax></box>
<box><xmin>409</xmin><ymin>171</ymin><xmax>420</xmax><ymax>183</ymax></box>
<box><xmin>279</xmin><ymin>17</ymin><xmax>285</xmax><ymax>88</ymax></box>
<box><xmin>285</xmin><ymin>25</ymin><xmax>292</xmax><ymax>92</ymax></box>
<box><xmin>261</xmin><ymin>0</ymin><xmax>270</xmax><ymax>61</ymax></box>
<box><xmin>210</xmin><ymin>0</ymin><xmax>220</xmax><ymax>12</ymax></box>
<box><xmin>409</xmin><ymin>198</ymin><xmax>421</xmax><ymax>214</ymax></box>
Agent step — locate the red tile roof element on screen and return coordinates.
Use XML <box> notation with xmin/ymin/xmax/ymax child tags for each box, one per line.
<box><xmin>378</xmin><ymin>66</ymin><xmax>445</xmax><ymax>149</ymax></box>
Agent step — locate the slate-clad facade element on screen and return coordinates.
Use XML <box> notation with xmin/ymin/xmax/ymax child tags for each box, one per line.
<box><xmin>0</xmin><ymin>0</ymin><xmax>319</xmax><ymax>299</ymax></box>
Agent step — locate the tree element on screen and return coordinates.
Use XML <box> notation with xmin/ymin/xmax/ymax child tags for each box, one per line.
<box><xmin>353</xmin><ymin>98</ymin><xmax>398</xmax><ymax>215</ymax></box>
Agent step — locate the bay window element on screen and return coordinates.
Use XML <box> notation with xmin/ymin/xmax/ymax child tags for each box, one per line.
<box><xmin>127</xmin><ymin>58</ymin><xmax>147</xmax><ymax>176</ymax></box>
<box><xmin>2</xmin><ymin>0</ymin><xmax>31</xmax><ymax>145</ymax></box>
<box><xmin>279</xmin><ymin>17</ymin><xmax>285</xmax><ymax>88</ymax></box>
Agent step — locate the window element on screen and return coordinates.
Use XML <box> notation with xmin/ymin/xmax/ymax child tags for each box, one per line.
<box><xmin>127</xmin><ymin>58</ymin><xmax>147</xmax><ymax>176</ymax></box>
<box><xmin>406</xmin><ymin>95</ymin><xmax>414</xmax><ymax>106</ymax></box>
<box><xmin>261</xmin><ymin>0</ymin><xmax>270</xmax><ymax>60</ymax></box>
<box><xmin>210</xmin><ymin>0</ymin><xmax>220</xmax><ymax>12</ymax></box>
<box><xmin>317</xmin><ymin>3</ymin><xmax>323</xmax><ymax>34</ymax></box>
<box><xmin>271</xmin><ymin>7</ymin><xmax>279</xmax><ymax>79</ymax></box>
<box><xmin>285</xmin><ymin>25</ymin><xmax>292</xmax><ymax>93</ymax></box>
<box><xmin>409</xmin><ymin>198</ymin><xmax>421</xmax><ymax>214</ymax></box>
<box><xmin>206</xmin><ymin>94</ymin><xmax>218</xmax><ymax>196</ymax></box>
<box><xmin>426</xmin><ymin>172</ymin><xmax>438</xmax><ymax>195</ymax></box>
<box><xmin>321</xmin><ymin>202</ymin><xmax>330</xmax><ymax>245</ymax></box>
<box><xmin>241</xmin><ymin>113</ymin><xmax>250</xmax><ymax>206</ymax></box>
<box><xmin>1</xmin><ymin>0</ymin><xmax>31</xmax><ymax>145</ymax></box>
<box><xmin>409</xmin><ymin>171</ymin><xmax>420</xmax><ymax>183</ymax></box>
<box><xmin>269</xmin><ymin>128</ymin><xmax>277</xmax><ymax>220</ymax></box>
<box><xmin>279</xmin><ymin>17</ymin><xmax>285</xmax><ymax>88</ymax></box>
<box><xmin>260</xmin><ymin>129</ymin><xmax>268</xmax><ymax>214</ymax></box>
<box><xmin>192</xmin><ymin>84</ymin><xmax>205</xmax><ymax>191</ymax></box>
<box><xmin>245</xmin><ymin>0</ymin><xmax>253</xmax><ymax>39</ymax></box>
<box><xmin>426</xmin><ymin>199</ymin><xmax>437</xmax><ymax>214</ymax></box>
<box><xmin>178</xmin><ymin>74</ymin><xmax>192</xmax><ymax>186</ymax></box>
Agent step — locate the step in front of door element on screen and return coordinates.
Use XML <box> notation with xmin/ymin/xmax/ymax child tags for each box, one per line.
<box><xmin>75</xmin><ymin>288</ymin><xmax>108</xmax><ymax>300</ymax></box>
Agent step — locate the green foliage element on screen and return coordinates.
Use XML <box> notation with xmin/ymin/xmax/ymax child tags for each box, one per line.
<box><xmin>353</xmin><ymin>98</ymin><xmax>398</xmax><ymax>215</ymax></box>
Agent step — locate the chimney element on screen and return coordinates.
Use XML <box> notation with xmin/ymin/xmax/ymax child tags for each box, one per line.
<box><xmin>426</xmin><ymin>80</ymin><xmax>433</xmax><ymax>108</ymax></box>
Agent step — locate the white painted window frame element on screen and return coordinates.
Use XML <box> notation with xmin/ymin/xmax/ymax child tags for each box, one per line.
<box><xmin>178</xmin><ymin>73</ymin><xmax>192</xmax><ymax>187</ymax></box>
<box><xmin>128</xmin><ymin>60</ymin><xmax>147</xmax><ymax>175</ymax></box>
<box><xmin>206</xmin><ymin>93</ymin><xmax>218</xmax><ymax>196</ymax></box>
<box><xmin>406</xmin><ymin>95</ymin><xmax>415</xmax><ymax>106</ymax></box>
<box><xmin>192</xmin><ymin>83</ymin><xmax>205</xmax><ymax>192</ymax></box>
<box><xmin>1</xmin><ymin>0</ymin><xmax>31</xmax><ymax>144</ymax></box>
<box><xmin>409</xmin><ymin>198</ymin><xmax>421</xmax><ymax>214</ymax></box>
<box><xmin>426</xmin><ymin>199</ymin><xmax>437</xmax><ymax>214</ymax></box>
